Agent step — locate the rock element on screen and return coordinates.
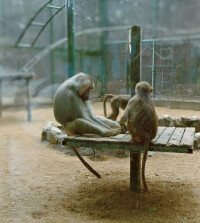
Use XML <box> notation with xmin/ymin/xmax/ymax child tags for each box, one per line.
<box><xmin>41</xmin><ymin>121</ymin><xmax>66</xmax><ymax>144</ymax></box>
<box><xmin>190</xmin><ymin>118</ymin><xmax>200</xmax><ymax>132</ymax></box>
<box><xmin>181</xmin><ymin>116</ymin><xmax>194</xmax><ymax>126</ymax></box>
<box><xmin>147</xmin><ymin>151</ymin><xmax>156</xmax><ymax>157</ymax></box>
<box><xmin>158</xmin><ymin>115</ymin><xmax>173</xmax><ymax>127</ymax></box>
<box><xmin>194</xmin><ymin>133</ymin><xmax>200</xmax><ymax>150</ymax></box>
<box><xmin>174</xmin><ymin>118</ymin><xmax>184</xmax><ymax>127</ymax></box>
<box><xmin>158</xmin><ymin>115</ymin><xmax>200</xmax><ymax>132</ymax></box>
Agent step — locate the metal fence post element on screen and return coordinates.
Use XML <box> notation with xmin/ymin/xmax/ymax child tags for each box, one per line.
<box><xmin>67</xmin><ymin>0</ymin><xmax>76</xmax><ymax>78</ymax></box>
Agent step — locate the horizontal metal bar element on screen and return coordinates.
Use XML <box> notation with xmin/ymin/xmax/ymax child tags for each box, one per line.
<box><xmin>31</xmin><ymin>22</ymin><xmax>45</xmax><ymax>26</ymax></box>
<box><xmin>46</xmin><ymin>4</ymin><xmax>61</xmax><ymax>9</ymax></box>
<box><xmin>17</xmin><ymin>43</ymin><xmax>32</xmax><ymax>48</ymax></box>
<box><xmin>143</xmin><ymin>34</ymin><xmax>200</xmax><ymax>42</ymax></box>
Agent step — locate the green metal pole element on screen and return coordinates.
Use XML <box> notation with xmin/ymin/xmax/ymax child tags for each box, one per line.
<box><xmin>152</xmin><ymin>0</ymin><xmax>158</xmax><ymax>39</ymax></box>
<box><xmin>0</xmin><ymin>0</ymin><xmax>4</xmax><ymax>37</ymax></box>
<box><xmin>49</xmin><ymin>2</ymin><xmax>55</xmax><ymax>92</ymax></box>
<box><xmin>100</xmin><ymin>0</ymin><xmax>107</xmax><ymax>96</ymax></box>
<box><xmin>152</xmin><ymin>0</ymin><xmax>158</xmax><ymax>96</ymax></box>
<box><xmin>67</xmin><ymin>0</ymin><xmax>76</xmax><ymax>77</ymax></box>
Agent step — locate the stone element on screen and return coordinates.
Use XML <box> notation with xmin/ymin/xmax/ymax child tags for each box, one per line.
<box><xmin>41</xmin><ymin>121</ymin><xmax>66</xmax><ymax>144</ymax></box>
<box><xmin>194</xmin><ymin>133</ymin><xmax>200</xmax><ymax>150</ymax></box>
<box><xmin>158</xmin><ymin>115</ymin><xmax>173</xmax><ymax>127</ymax></box>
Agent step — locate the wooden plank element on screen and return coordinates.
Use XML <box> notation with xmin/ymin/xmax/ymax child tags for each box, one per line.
<box><xmin>151</xmin><ymin>126</ymin><xmax>166</xmax><ymax>143</ymax></box>
<box><xmin>154</xmin><ymin>127</ymin><xmax>175</xmax><ymax>146</ymax></box>
<box><xmin>120</xmin><ymin>134</ymin><xmax>132</xmax><ymax>143</ymax></box>
<box><xmin>167</xmin><ymin>128</ymin><xmax>185</xmax><ymax>147</ymax></box>
<box><xmin>67</xmin><ymin>135</ymin><xmax>79</xmax><ymax>139</ymax></box>
<box><xmin>111</xmin><ymin>134</ymin><xmax>126</xmax><ymax>140</ymax></box>
<box><xmin>180</xmin><ymin>127</ymin><xmax>195</xmax><ymax>149</ymax></box>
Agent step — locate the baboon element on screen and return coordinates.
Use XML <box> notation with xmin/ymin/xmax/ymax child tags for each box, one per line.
<box><xmin>103</xmin><ymin>94</ymin><xmax>131</xmax><ymax>121</ymax></box>
<box><xmin>53</xmin><ymin>72</ymin><xmax>122</xmax><ymax>178</ymax></box>
<box><xmin>54</xmin><ymin>72</ymin><xmax>122</xmax><ymax>137</ymax></box>
<box><xmin>120</xmin><ymin>81</ymin><xmax>158</xmax><ymax>191</ymax></box>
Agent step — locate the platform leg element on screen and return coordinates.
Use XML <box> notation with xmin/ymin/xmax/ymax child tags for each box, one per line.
<box><xmin>26</xmin><ymin>78</ymin><xmax>31</xmax><ymax>122</ymax></box>
<box><xmin>0</xmin><ymin>80</ymin><xmax>2</xmax><ymax>117</ymax></box>
<box><xmin>130</xmin><ymin>151</ymin><xmax>141</xmax><ymax>192</ymax></box>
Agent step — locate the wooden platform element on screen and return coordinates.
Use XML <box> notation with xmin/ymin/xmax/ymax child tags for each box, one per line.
<box><xmin>62</xmin><ymin>127</ymin><xmax>195</xmax><ymax>192</ymax></box>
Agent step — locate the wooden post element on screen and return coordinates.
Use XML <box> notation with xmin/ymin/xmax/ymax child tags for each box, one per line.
<box><xmin>126</xmin><ymin>26</ymin><xmax>141</xmax><ymax>96</ymax></box>
<box><xmin>130</xmin><ymin>151</ymin><xmax>141</xmax><ymax>192</ymax></box>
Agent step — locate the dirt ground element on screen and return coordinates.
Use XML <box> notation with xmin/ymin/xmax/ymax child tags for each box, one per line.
<box><xmin>0</xmin><ymin>102</ymin><xmax>200</xmax><ymax>223</ymax></box>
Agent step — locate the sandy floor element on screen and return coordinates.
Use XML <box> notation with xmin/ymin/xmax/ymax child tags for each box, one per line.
<box><xmin>0</xmin><ymin>102</ymin><xmax>200</xmax><ymax>223</ymax></box>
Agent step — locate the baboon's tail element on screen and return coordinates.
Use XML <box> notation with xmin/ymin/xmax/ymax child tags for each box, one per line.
<box><xmin>142</xmin><ymin>135</ymin><xmax>151</xmax><ymax>192</ymax></box>
<box><xmin>72</xmin><ymin>147</ymin><xmax>101</xmax><ymax>179</ymax></box>
<box><xmin>103</xmin><ymin>94</ymin><xmax>115</xmax><ymax>117</ymax></box>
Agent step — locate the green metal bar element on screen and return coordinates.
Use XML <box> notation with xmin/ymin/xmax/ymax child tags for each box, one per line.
<box><xmin>49</xmin><ymin>2</ymin><xmax>55</xmax><ymax>87</ymax></box>
<box><xmin>0</xmin><ymin>0</ymin><xmax>5</xmax><ymax>37</ymax></box>
<box><xmin>31</xmin><ymin>22</ymin><xmax>45</xmax><ymax>26</ymax></box>
<box><xmin>152</xmin><ymin>0</ymin><xmax>158</xmax><ymax>39</ymax></box>
<box><xmin>31</xmin><ymin>4</ymin><xmax>65</xmax><ymax>47</ymax></box>
<box><xmin>46</xmin><ymin>4</ymin><xmax>61</xmax><ymax>9</ymax></box>
<box><xmin>100</xmin><ymin>0</ymin><xmax>107</xmax><ymax>96</ymax></box>
<box><xmin>67</xmin><ymin>0</ymin><xmax>76</xmax><ymax>77</ymax></box>
<box><xmin>15</xmin><ymin>0</ymin><xmax>53</xmax><ymax>46</ymax></box>
<box><xmin>152</xmin><ymin>0</ymin><xmax>158</xmax><ymax>97</ymax></box>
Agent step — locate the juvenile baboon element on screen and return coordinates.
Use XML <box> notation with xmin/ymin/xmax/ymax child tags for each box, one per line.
<box><xmin>103</xmin><ymin>94</ymin><xmax>131</xmax><ymax>121</ymax></box>
<box><xmin>54</xmin><ymin>73</ymin><xmax>122</xmax><ymax>178</ymax></box>
<box><xmin>120</xmin><ymin>81</ymin><xmax>158</xmax><ymax>191</ymax></box>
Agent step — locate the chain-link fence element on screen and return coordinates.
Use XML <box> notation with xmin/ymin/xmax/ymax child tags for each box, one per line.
<box><xmin>142</xmin><ymin>38</ymin><xmax>200</xmax><ymax>100</ymax></box>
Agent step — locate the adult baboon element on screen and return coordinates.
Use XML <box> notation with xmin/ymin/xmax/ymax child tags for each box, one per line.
<box><xmin>53</xmin><ymin>73</ymin><xmax>122</xmax><ymax>178</ymax></box>
<box><xmin>54</xmin><ymin>72</ymin><xmax>122</xmax><ymax>137</ymax></box>
<box><xmin>120</xmin><ymin>81</ymin><xmax>158</xmax><ymax>191</ymax></box>
<box><xmin>103</xmin><ymin>94</ymin><xmax>131</xmax><ymax>121</ymax></box>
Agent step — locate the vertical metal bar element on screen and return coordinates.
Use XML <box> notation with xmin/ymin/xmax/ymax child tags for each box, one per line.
<box><xmin>49</xmin><ymin>1</ymin><xmax>55</xmax><ymax>98</ymax></box>
<box><xmin>67</xmin><ymin>0</ymin><xmax>76</xmax><ymax>78</ymax></box>
<box><xmin>126</xmin><ymin>28</ymin><xmax>131</xmax><ymax>94</ymax></box>
<box><xmin>26</xmin><ymin>78</ymin><xmax>31</xmax><ymax>122</ymax></box>
<box><xmin>0</xmin><ymin>80</ymin><xmax>2</xmax><ymax>117</ymax></box>
<box><xmin>151</xmin><ymin>40</ymin><xmax>155</xmax><ymax>92</ymax></box>
<box><xmin>130</xmin><ymin>151</ymin><xmax>141</xmax><ymax>192</ymax></box>
<box><xmin>80</xmin><ymin>51</ymin><xmax>83</xmax><ymax>72</ymax></box>
<box><xmin>152</xmin><ymin>0</ymin><xmax>158</xmax><ymax>97</ymax></box>
<box><xmin>100</xmin><ymin>0</ymin><xmax>107</xmax><ymax>96</ymax></box>
<box><xmin>0</xmin><ymin>0</ymin><xmax>4</xmax><ymax>37</ymax></box>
